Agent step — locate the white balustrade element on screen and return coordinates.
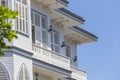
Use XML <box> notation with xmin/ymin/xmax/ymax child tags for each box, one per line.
<box><xmin>71</xmin><ymin>66</ymin><xmax>87</xmax><ymax>80</ymax></box>
<box><xmin>32</xmin><ymin>44</ymin><xmax>70</xmax><ymax>70</ymax></box>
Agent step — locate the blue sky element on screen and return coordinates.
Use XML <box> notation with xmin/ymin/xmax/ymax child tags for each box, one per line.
<box><xmin>67</xmin><ymin>0</ymin><xmax>120</xmax><ymax>80</ymax></box>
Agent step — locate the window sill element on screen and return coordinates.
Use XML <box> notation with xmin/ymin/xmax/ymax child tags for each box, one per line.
<box><xmin>17</xmin><ymin>31</ymin><xmax>29</xmax><ymax>38</ymax></box>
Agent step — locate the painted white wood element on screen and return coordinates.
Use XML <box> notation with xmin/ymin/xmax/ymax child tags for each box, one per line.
<box><xmin>32</xmin><ymin>44</ymin><xmax>70</xmax><ymax>70</ymax></box>
<box><xmin>13</xmin><ymin>34</ymin><xmax>32</xmax><ymax>52</ymax></box>
<box><xmin>13</xmin><ymin>54</ymin><xmax>33</xmax><ymax>80</ymax></box>
<box><xmin>0</xmin><ymin>62</ymin><xmax>9</xmax><ymax>80</ymax></box>
<box><xmin>12</xmin><ymin>0</ymin><xmax>32</xmax><ymax>52</ymax></box>
<box><xmin>0</xmin><ymin>57</ymin><xmax>14</xmax><ymax>80</ymax></box>
<box><xmin>71</xmin><ymin>66</ymin><xmax>87</xmax><ymax>80</ymax></box>
<box><xmin>1</xmin><ymin>0</ymin><xmax>88</xmax><ymax>80</ymax></box>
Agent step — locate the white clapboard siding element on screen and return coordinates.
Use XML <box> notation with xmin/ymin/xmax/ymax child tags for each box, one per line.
<box><xmin>0</xmin><ymin>58</ymin><xmax>9</xmax><ymax>80</ymax></box>
<box><xmin>13</xmin><ymin>34</ymin><xmax>32</xmax><ymax>52</ymax></box>
<box><xmin>0</xmin><ymin>65</ymin><xmax>8</xmax><ymax>80</ymax></box>
<box><xmin>13</xmin><ymin>54</ymin><xmax>33</xmax><ymax>80</ymax></box>
<box><xmin>0</xmin><ymin>57</ymin><xmax>13</xmax><ymax>80</ymax></box>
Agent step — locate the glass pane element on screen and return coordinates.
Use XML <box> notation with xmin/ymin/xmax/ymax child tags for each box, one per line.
<box><xmin>16</xmin><ymin>3</ymin><xmax>19</xmax><ymax>10</ymax></box>
<box><xmin>66</xmin><ymin>47</ymin><xmax>71</xmax><ymax>57</ymax></box>
<box><xmin>22</xmin><ymin>6</ymin><xmax>24</xmax><ymax>18</ymax></box>
<box><xmin>36</xmin><ymin>78</ymin><xmax>38</xmax><ymax>80</ymax></box>
<box><xmin>25</xmin><ymin>7</ymin><xmax>27</xmax><ymax>20</ymax></box>
<box><xmin>51</xmin><ymin>31</ymin><xmax>60</xmax><ymax>53</ymax></box>
<box><xmin>41</xmin><ymin>16</ymin><xmax>46</xmax><ymax>29</ymax></box>
<box><xmin>51</xmin><ymin>32</ymin><xmax>53</xmax><ymax>42</ymax></box>
<box><xmin>51</xmin><ymin>44</ymin><xmax>54</xmax><ymax>51</ymax></box>
<box><xmin>32</xmin><ymin>26</ymin><xmax>35</xmax><ymax>44</ymax></box>
<box><xmin>36</xmin><ymin>29</ymin><xmax>41</xmax><ymax>43</ymax></box>
<box><xmin>54</xmin><ymin>32</ymin><xmax>59</xmax><ymax>44</ymax></box>
<box><xmin>31</xmin><ymin>12</ymin><xmax>34</xmax><ymax>24</ymax></box>
<box><xmin>42</xmin><ymin>30</ymin><xmax>47</xmax><ymax>44</ymax></box>
<box><xmin>20</xmin><ymin>19</ymin><xmax>22</xmax><ymax>31</ymax></box>
<box><xmin>35</xmin><ymin>14</ymin><xmax>40</xmax><ymax>26</ymax></box>
<box><xmin>1</xmin><ymin>0</ymin><xmax>5</xmax><ymax>6</ymax></box>
<box><xmin>55</xmin><ymin>45</ymin><xmax>60</xmax><ymax>53</ymax></box>
<box><xmin>19</xmin><ymin>5</ymin><xmax>21</xmax><ymax>17</ymax></box>
<box><xmin>23</xmin><ymin>20</ymin><xmax>25</xmax><ymax>32</ymax></box>
<box><xmin>26</xmin><ymin>21</ymin><xmax>28</xmax><ymax>34</ymax></box>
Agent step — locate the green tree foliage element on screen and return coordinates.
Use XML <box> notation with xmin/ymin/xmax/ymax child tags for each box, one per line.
<box><xmin>0</xmin><ymin>6</ymin><xmax>18</xmax><ymax>56</ymax></box>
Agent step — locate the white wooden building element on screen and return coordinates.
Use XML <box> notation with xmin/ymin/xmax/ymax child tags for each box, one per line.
<box><xmin>0</xmin><ymin>0</ymin><xmax>97</xmax><ymax>80</ymax></box>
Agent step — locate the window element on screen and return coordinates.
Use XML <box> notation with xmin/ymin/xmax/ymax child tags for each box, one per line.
<box><xmin>66</xmin><ymin>46</ymin><xmax>71</xmax><ymax>57</ymax></box>
<box><xmin>35</xmin><ymin>72</ymin><xmax>39</xmax><ymax>80</ymax></box>
<box><xmin>32</xmin><ymin>26</ymin><xmax>35</xmax><ymax>43</ymax></box>
<box><xmin>41</xmin><ymin>16</ymin><xmax>47</xmax><ymax>47</ymax></box>
<box><xmin>0</xmin><ymin>0</ymin><xmax>7</xmax><ymax>6</ymax></box>
<box><xmin>51</xmin><ymin>30</ymin><xmax>60</xmax><ymax>53</ymax></box>
<box><xmin>15</xmin><ymin>0</ymin><xmax>29</xmax><ymax>34</ymax></box>
<box><xmin>31</xmin><ymin>11</ymin><xmax>48</xmax><ymax>48</ymax></box>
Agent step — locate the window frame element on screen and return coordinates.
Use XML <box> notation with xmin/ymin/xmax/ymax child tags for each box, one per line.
<box><xmin>15</xmin><ymin>0</ymin><xmax>29</xmax><ymax>35</ymax></box>
<box><xmin>35</xmin><ymin>72</ymin><xmax>39</xmax><ymax>80</ymax></box>
<box><xmin>51</xmin><ymin>30</ymin><xmax>60</xmax><ymax>53</ymax></box>
<box><xmin>0</xmin><ymin>0</ymin><xmax>7</xmax><ymax>6</ymax></box>
<box><xmin>65</xmin><ymin>45</ymin><xmax>71</xmax><ymax>57</ymax></box>
<box><xmin>31</xmin><ymin>10</ymin><xmax>48</xmax><ymax>48</ymax></box>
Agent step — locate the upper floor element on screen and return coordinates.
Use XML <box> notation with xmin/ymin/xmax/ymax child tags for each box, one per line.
<box><xmin>1</xmin><ymin>0</ymin><xmax>97</xmax><ymax>73</ymax></box>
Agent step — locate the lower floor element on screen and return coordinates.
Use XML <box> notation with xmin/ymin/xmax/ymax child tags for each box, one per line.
<box><xmin>0</xmin><ymin>57</ymin><xmax>71</xmax><ymax>80</ymax></box>
<box><xmin>0</xmin><ymin>48</ymin><xmax>86</xmax><ymax>80</ymax></box>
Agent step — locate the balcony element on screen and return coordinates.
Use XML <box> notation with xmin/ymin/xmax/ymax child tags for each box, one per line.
<box><xmin>71</xmin><ymin>66</ymin><xmax>87</xmax><ymax>80</ymax></box>
<box><xmin>32</xmin><ymin>44</ymin><xmax>71</xmax><ymax>70</ymax></box>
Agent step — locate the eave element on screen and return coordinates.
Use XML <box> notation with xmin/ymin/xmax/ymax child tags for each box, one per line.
<box><xmin>56</xmin><ymin>0</ymin><xmax>69</xmax><ymax>6</ymax></box>
<box><xmin>35</xmin><ymin>0</ymin><xmax>68</xmax><ymax>10</ymax></box>
<box><xmin>72</xmin><ymin>26</ymin><xmax>98</xmax><ymax>41</ymax></box>
<box><xmin>64</xmin><ymin>26</ymin><xmax>98</xmax><ymax>44</ymax></box>
<box><xmin>56</xmin><ymin>8</ymin><xmax>85</xmax><ymax>24</ymax></box>
<box><xmin>50</xmin><ymin>9</ymin><xmax>84</xmax><ymax>27</ymax></box>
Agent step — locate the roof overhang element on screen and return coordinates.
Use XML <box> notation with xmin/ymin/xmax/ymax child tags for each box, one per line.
<box><xmin>56</xmin><ymin>0</ymin><xmax>69</xmax><ymax>6</ymax></box>
<box><xmin>64</xmin><ymin>26</ymin><xmax>98</xmax><ymax>44</ymax></box>
<box><xmin>57</xmin><ymin>8</ymin><xmax>85</xmax><ymax>23</ymax></box>
<box><xmin>50</xmin><ymin>9</ymin><xmax>84</xmax><ymax>27</ymax></box>
<box><xmin>35</xmin><ymin>0</ymin><xmax>69</xmax><ymax>10</ymax></box>
<box><xmin>65</xmin><ymin>77</ymin><xmax>76</xmax><ymax>80</ymax></box>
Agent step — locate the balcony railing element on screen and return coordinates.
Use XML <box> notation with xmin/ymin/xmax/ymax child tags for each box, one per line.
<box><xmin>71</xmin><ymin>66</ymin><xmax>87</xmax><ymax>80</ymax></box>
<box><xmin>32</xmin><ymin>44</ymin><xmax>70</xmax><ymax>70</ymax></box>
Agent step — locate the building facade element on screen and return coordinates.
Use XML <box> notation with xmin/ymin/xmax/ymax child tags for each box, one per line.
<box><xmin>0</xmin><ymin>0</ymin><xmax>97</xmax><ymax>80</ymax></box>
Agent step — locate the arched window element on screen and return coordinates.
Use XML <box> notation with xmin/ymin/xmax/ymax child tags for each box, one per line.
<box><xmin>0</xmin><ymin>61</ymin><xmax>10</xmax><ymax>80</ymax></box>
<box><xmin>15</xmin><ymin>0</ymin><xmax>29</xmax><ymax>34</ymax></box>
<box><xmin>17</xmin><ymin>63</ymin><xmax>30</xmax><ymax>80</ymax></box>
<box><xmin>0</xmin><ymin>0</ymin><xmax>7</xmax><ymax>6</ymax></box>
